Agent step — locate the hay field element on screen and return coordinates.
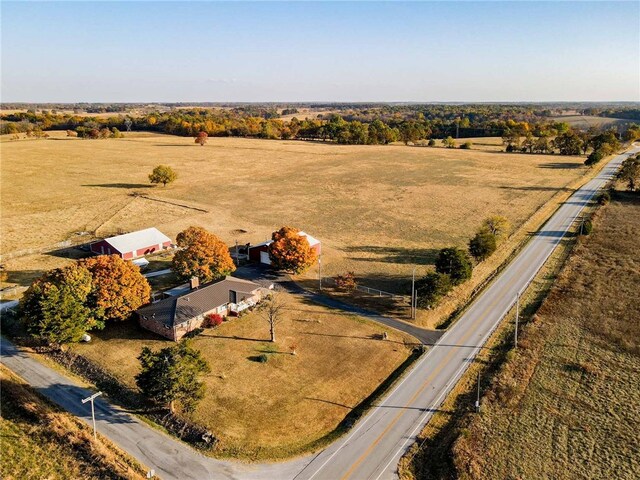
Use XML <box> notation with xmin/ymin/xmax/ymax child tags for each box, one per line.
<box><xmin>450</xmin><ymin>191</ymin><xmax>640</xmax><ymax>479</ymax></box>
<box><xmin>549</xmin><ymin>114</ymin><xmax>630</xmax><ymax>129</ymax></box>
<box><xmin>72</xmin><ymin>292</ymin><xmax>415</xmax><ymax>459</ymax></box>
<box><xmin>1</xmin><ymin>131</ymin><xmax>587</xmax><ymax>293</ymax></box>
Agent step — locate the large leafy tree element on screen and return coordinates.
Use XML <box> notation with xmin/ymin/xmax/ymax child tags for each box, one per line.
<box><xmin>19</xmin><ymin>265</ymin><xmax>102</xmax><ymax>345</ymax></box>
<box><xmin>618</xmin><ymin>154</ymin><xmax>640</xmax><ymax>191</ymax></box>
<box><xmin>172</xmin><ymin>226</ymin><xmax>236</xmax><ymax>282</ymax></box>
<box><xmin>268</xmin><ymin>226</ymin><xmax>317</xmax><ymax>274</ymax></box>
<box><xmin>80</xmin><ymin>255</ymin><xmax>151</xmax><ymax>321</ymax></box>
<box><xmin>416</xmin><ymin>272</ymin><xmax>452</xmax><ymax>309</ymax></box>
<box><xmin>136</xmin><ymin>341</ymin><xmax>210</xmax><ymax>414</ymax></box>
<box><xmin>482</xmin><ymin>215</ymin><xmax>511</xmax><ymax>243</ymax></box>
<box><xmin>553</xmin><ymin>131</ymin><xmax>583</xmax><ymax>156</ymax></box>
<box><xmin>149</xmin><ymin>164</ymin><xmax>177</xmax><ymax>186</ymax></box>
<box><xmin>435</xmin><ymin>247</ymin><xmax>473</xmax><ymax>285</ymax></box>
<box><xmin>468</xmin><ymin>229</ymin><xmax>497</xmax><ymax>262</ymax></box>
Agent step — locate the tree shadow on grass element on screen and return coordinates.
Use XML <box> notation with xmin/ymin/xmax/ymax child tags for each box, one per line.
<box><xmin>343</xmin><ymin>246</ymin><xmax>439</xmax><ymax>265</ymax></box>
<box><xmin>82</xmin><ymin>183</ymin><xmax>153</xmax><ymax>189</ymax></box>
<box><xmin>2</xmin><ymin>270</ymin><xmax>43</xmax><ymax>288</ymax></box>
<box><xmin>538</xmin><ymin>162</ymin><xmax>584</xmax><ymax>169</ymax></box>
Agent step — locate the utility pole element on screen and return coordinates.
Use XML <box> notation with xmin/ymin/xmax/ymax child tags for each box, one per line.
<box><xmin>475</xmin><ymin>371</ymin><xmax>481</xmax><ymax>413</ymax></box>
<box><xmin>515</xmin><ymin>291</ymin><xmax>520</xmax><ymax>348</ymax></box>
<box><xmin>81</xmin><ymin>391</ymin><xmax>103</xmax><ymax>440</ymax></box>
<box><xmin>411</xmin><ymin>266</ymin><xmax>417</xmax><ymax>320</ymax></box>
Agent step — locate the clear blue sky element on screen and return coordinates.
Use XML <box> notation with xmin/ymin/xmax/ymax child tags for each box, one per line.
<box><xmin>2</xmin><ymin>1</ymin><xmax>639</xmax><ymax>102</ymax></box>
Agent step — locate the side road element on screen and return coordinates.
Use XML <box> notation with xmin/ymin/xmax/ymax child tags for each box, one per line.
<box><xmin>233</xmin><ymin>265</ymin><xmax>443</xmax><ymax>345</ymax></box>
<box><xmin>0</xmin><ymin>336</ymin><xmax>310</xmax><ymax>480</ymax></box>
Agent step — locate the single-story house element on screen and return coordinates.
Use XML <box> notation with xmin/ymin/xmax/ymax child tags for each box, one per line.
<box><xmin>249</xmin><ymin>231</ymin><xmax>321</xmax><ymax>265</ymax></box>
<box><xmin>90</xmin><ymin>227</ymin><xmax>172</xmax><ymax>259</ymax></box>
<box><xmin>137</xmin><ymin>276</ymin><xmax>266</xmax><ymax>341</ymax></box>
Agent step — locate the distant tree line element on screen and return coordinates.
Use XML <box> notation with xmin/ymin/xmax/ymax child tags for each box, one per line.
<box><xmin>2</xmin><ymin>106</ymin><xmax>638</xmax><ymax>149</ymax></box>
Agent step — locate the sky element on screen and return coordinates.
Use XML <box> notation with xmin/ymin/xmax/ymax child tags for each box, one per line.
<box><xmin>1</xmin><ymin>1</ymin><xmax>639</xmax><ymax>102</ymax></box>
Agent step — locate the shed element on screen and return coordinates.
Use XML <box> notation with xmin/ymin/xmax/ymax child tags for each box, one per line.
<box><xmin>90</xmin><ymin>228</ymin><xmax>172</xmax><ymax>260</ymax></box>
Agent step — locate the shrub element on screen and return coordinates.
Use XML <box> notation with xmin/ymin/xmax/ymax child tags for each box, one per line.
<box><xmin>334</xmin><ymin>271</ymin><xmax>357</xmax><ymax>290</ymax></box>
<box><xmin>427</xmin><ymin>139</ymin><xmax>436</xmax><ymax>147</ymax></box>
<box><xmin>204</xmin><ymin>313</ymin><xmax>224</xmax><ymax>328</ymax></box>
<box><xmin>460</xmin><ymin>141</ymin><xmax>472</xmax><ymax>150</ymax></box>
<box><xmin>435</xmin><ymin>247</ymin><xmax>473</xmax><ymax>285</ymax></box>
<box><xmin>596</xmin><ymin>191</ymin><xmax>610</xmax><ymax>205</ymax></box>
<box><xmin>579</xmin><ymin>219</ymin><xmax>593</xmax><ymax>236</ymax></box>
<box><xmin>585</xmin><ymin>148</ymin><xmax>606</xmax><ymax>166</ymax></box>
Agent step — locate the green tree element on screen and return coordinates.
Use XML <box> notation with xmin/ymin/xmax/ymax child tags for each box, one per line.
<box><xmin>149</xmin><ymin>165</ymin><xmax>177</xmax><ymax>186</ymax></box>
<box><xmin>553</xmin><ymin>131</ymin><xmax>583</xmax><ymax>155</ymax></box>
<box><xmin>415</xmin><ymin>272</ymin><xmax>452</xmax><ymax>309</ymax></box>
<box><xmin>435</xmin><ymin>247</ymin><xmax>473</xmax><ymax>285</ymax></box>
<box><xmin>468</xmin><ymin>229</ymin><xmax>497</xmax><ymax>261</ymax></box>
<box><xmin>172</xmin><ymin>226</ymin><xmax>236</xmax><ymax>282</ymax></box>
<box><xmin>585</xmin><ymin>148</ymin><xmax>606</xmax><ymax>166</ymax></box>
<box><xmin>19</xmin><ymin>265</ymin><xmax>102</xmax><ymax>346</ymax></box>
<box><xmin>135</xmin><ymin>341</ymin><xmax>210</xmax><ymax>414</ymax></box>
<box><xmin>618</xmin><ymin>155</ymin><xmax>640</xmax><ymax>191</ymax></box>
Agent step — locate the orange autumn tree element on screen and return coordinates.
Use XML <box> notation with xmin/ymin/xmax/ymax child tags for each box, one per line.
<box><xmin>194</xmin><ymin>131</ymin><xmax>208</xmax><ymax>146</ymax></box>
<box><xmin>80</xmin><ymin>255</ymin><xmax>151</xmax><ymax>321</ymax></box>
<box><xmin>172</xmin><ymin>226</ymin><xmax>236</xmax><ymax>282</ymax></box>
<box><xmin>268</xmin><ymin>226</ymin><xmax>317</xmax><ymax>274</ymax></box>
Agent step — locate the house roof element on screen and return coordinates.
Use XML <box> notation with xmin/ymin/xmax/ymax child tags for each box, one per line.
<box><xmin>137</xmin><ymin>276</ymin><xmax>262</xmax><ymax>328</ymax></box>
<box><xmin>252</xmin><ymin>230</ymin><xmax>320</xmax><ymax>249</ymax></box>
<box><xmin>101</xmin><ymin>228</ymin><xmax>171</xmax><ymax>254</ymax></box>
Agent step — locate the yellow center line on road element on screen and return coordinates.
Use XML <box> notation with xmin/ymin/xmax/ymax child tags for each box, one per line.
<box><xmin>338</xmin><ymin>268</ymin><xmax>524</xmax><ymax>480</ymax></box>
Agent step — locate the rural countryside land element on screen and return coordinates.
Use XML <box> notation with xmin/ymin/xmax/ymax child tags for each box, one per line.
<box><xmin>1</xmin><ymin>2</ymin><xmax>639</xmax><ymax>480</ymax></box>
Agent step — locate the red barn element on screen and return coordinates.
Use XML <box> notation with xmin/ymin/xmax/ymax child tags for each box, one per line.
<box><xmin>90</xmin><ymin>227</ymin><xmax>172</xmax><ymax>260</ymax></box>
<box><xmin>249</xmin><ymin>231</ymin><xmax>321</xmax><ymax>265</ymax></box>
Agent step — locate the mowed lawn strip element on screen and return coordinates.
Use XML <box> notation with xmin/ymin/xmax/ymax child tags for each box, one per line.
<box><xmin>0</xmin><ymin>365</ymin><xmax>146</xmax><ymax>480</ymax></box>
<box><xmin>72</xmin><ymin>292</ymin><xmax>416</xmax><ymax>459</ymax></box>
<box><xmin>2</xmin><ymin>131</ymin><xmax>587</xmax><ymax>294</ymax></box>
<box><xmin>451</xmin><ymin>191</ymin><xmax>640</xmax><ymax>479</ymax></box>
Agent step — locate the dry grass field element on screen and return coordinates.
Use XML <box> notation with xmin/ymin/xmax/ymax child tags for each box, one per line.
<box><xmin>72</xmin><ymin>292</ymin><xmax>416</xmax><ymax>459</ymax></box>
<box><xmin>0</xmin><ymin>365</ymin><xmax>146</xmax><ymax>480</ymax></box>
<box><xmin>448</xmin><ymin>191</ymin><xmax>640</xmax><ymax>479</ymax></box>
<box><xmin>549</xmin><ymin>114</ymin><xmax>630</xmax><ymax>129</ymax></box>
<box><xmin>1</xmin><ymin>131</ymin><xmax>588</xmax><ymax>298</ymax></box>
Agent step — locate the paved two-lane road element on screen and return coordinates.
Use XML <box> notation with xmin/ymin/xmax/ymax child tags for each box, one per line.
<box><xmin>2</xmin><ymin>146</ymin><xmax>636</xmax><ymax>479</ymax></box>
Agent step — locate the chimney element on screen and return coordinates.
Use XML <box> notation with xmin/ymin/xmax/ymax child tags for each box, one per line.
<box><xmin>190</xmin><ymin>276</ymin><xmax>200</xmax><ymax>290</ymax></box>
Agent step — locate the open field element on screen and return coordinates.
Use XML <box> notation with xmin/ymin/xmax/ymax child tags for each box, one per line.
<box><xmin>549</xmin><ymin>114</ymin><xmax>631</xmax><ymax>129</ymax></box>
<box><xmin>71</xmin><ymin>291</ymin><xmax>415</xmax><ymax>459</ymax></box>
<box><xmin>447</xmin><ymin>190</ymin><xmax>640</xmax><ymax>479</ymax></box>
<box><xmin>0</xmin><ymin>364</ymin><xmax>145</xmax><ymax>480</ymax></box>
<box><xmin>1</xmin><ymin>131</ymin><xmax>589</xmax><ymax>298</ymax></box>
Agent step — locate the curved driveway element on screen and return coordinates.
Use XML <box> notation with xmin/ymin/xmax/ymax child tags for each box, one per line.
<box><xmin>2</xmin><ymin>146</ymin><xmax>636</xmax><ymax>480</ymax></box>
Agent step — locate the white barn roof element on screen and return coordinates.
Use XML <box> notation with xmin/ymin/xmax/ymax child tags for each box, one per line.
<box><xmin>104</xmin><ymin>228</ymin><xmax>171</xmax><ymax>254</ymax></box>
<box><xmin>253</xmin><ymin>230</ymin><xmax>320</xmax><ymax>248</ymax></box>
